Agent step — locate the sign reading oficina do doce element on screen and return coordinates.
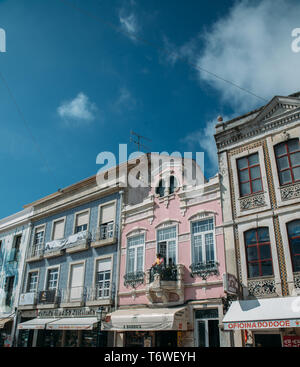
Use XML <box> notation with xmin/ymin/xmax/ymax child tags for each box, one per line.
<box><xmin>224</xmin><ymin>319</ymin><xmax>300</xmax><ymax>330</ymax></box>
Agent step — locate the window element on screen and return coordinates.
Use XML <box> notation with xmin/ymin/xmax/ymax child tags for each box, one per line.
<box><xmin>69</xmin><ymin>263</ymin><xmax>84</xmax><ymax>301</ymax></box>
<box><xmin>237</xmin><ymin>153</ymin><xmax>263</xmax><ymax>197</ymax></box>
<box><xmin>244</xmin><ymin>227</ymin><xmax>273</xmax><ymax>278</ymax></box>
<box><xmin>126</xmin><ymin>234</ymin><xmax>145</xmax><ymax>274</ymax></box>
<box><xmin>74</xmin><ymin>211</ymin><xmax>89</xmax><ymax>234</ymax></box>
<box><xmin>52</xmin><ymin>219</ymin><xmax>65</xmax><ymax>240</ymax></box>
<box><xmin>11</xmin><ymin>235</ymin><xmax>21</xmax><ymax>261</ymax></box>
<box><xmin>287</xmin><ymin>220</ymin><xmax>300</xmax><ymax>273</ymax></box>
<box><xmin>99</xmin><ymin>202</ymin><xmax>116</xmax><ymax>240</ymax></box>
<box><xmin>46</xmin><ymin>268</ymin><xmax>59</xmax><ymax>290</ymax></box>
<box><xmin>5</xmin><ymin>276</ymin><xmax>15</xmax><ymax>306</ymax></box>
<box><xmin>192</xmin><ymin>218</ymin><xmax>215</xmax><ymax>265</ymax></box>
<box><xmin>155</xmin><ymin>176</ymin><xmax>178</xmax><ymax>197</ymax></box>
<box><xmin>96</xmin><ymin>258</ymin><xmax>111</xmax><ymax>298</ymax></box>
<box><xmin>195</xmin><ymin>309</ymin><xmax>220</xmax><ymax>347</ymax></box>
<box><xmin>32</xmin><ymin>228</ymin><xmax>44</xmax><ymax>257</ymax></box>
<box><xmin>157</xmin><ymin>226</ymin><xmax>177</xmax><ymax>265</ymax></box>
<box><xmin>275</xmin><ymin>139</ymin><xmax>300</xmax><ymax>185</ymax></box>
<box><xmin>27</xmin><ymin>272</ymin><xmax>38</xmax><ymax>293</ymax></box>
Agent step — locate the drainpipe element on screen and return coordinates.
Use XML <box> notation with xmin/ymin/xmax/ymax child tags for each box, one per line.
<box><xmin>113</xmin><ymin>190</ymin><xmax>124</xmax><ymax>347</ymax></box>
<box><xmin>12</xmin><ymin>221</ymin><xmax>33</xmax><ymax>347</ymax></box>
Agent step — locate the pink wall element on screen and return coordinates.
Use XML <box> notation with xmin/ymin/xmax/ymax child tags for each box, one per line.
<box><xmin>119</xmin><ymin>185</ymin><xmax>226</xmax><ymax>306</ymax></box>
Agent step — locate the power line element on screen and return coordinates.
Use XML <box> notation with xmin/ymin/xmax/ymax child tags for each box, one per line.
<box><xmin>58</xmin><ymin>0</ymin><xmax>268</xmax><ymax>103</ymax></box>
<box><xmin>0</xmin><ymin>70</ymin><xmax>59</xmax><ymax>187</ymax></box>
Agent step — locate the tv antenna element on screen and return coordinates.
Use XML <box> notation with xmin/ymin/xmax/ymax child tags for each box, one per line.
<box><xmin>130</xmin><ymin>130</ymin><xmax>151</xmax><ymax>151</ymax></box>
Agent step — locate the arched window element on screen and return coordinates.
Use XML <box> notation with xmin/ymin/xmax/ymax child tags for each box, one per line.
<box><xmin>155</xmin><ymin>179</ymin><xmax>165</xmax><ymax>197</ymax></box>
<box><xmin>169</xmin><ymin>175</ymin><xmax>177</xmax><ymax>195</ymax></box>
<box><xmin>287</xmin><ymin>220</ymin><xmax>300</xmax><ymax>272</ymax></box>
<box><xmin>274</xmin><ymin>138</ymin><xmax>300</xmax><ymax>185</ymax></box>
<box><xmin>244</xmin><ymin>227</ymin><xmax>273</xmax><ymax>278</ymax></box>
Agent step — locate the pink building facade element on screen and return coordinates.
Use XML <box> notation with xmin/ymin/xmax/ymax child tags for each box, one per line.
<box><xmin>103</xmin><ymin>155</ymin><xmax>231</xmax><ymax>347</ymax></box>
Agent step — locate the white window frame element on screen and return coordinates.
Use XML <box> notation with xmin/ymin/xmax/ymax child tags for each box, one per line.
<box><xmin>73</xmin><ymin>209</ymin><xmax>90</xmax><ymax>234</ymax></box>
<box><xmin>66</xmin><ymin>260</ymin><xmax>86</xmax><ymax>301</ymax></box>
<box><xmin>97</xmin><ymin>199</ymin><xmax>117</xmax><ymax>240</ymax></box>
<box><xmin>94</xmin><ymin>255</ymin><xmax>113</xmax><ymax>299</ymax></box>
<box><xmin>44</xmin><ymin>265</ymin><xmax>61</xmax><ymax>292</ymax></box>
<box><xmin>50</xmin><ymin>216</ymin><xmax>66</xmax><ymax>241</ymax></box>
<box><xmin>32</xmin><ymin>224</ymin><xmax>46</xmax><ymax>255</ymax></box>
<box><xmin>190</xmin><ymin>217</ymin><xmax>216</xmax><ymax>265</ymax></box>
<box><xmin>194</xmin><ymin>309</ymin><xmax>220</xmax><ymax>347</ymax></box>
<box><xmin>25</xmin><ymin>269</ymin><xmax>40</xmax><ymax>293</ymax></box>
<box><xmin>126</xmin><ymin>233</ymin><xmax>145</xmax><ymax>274</ymax></box>
<box><xmin>156</xmin><ymin>224</ymin><xmax>178</xmax><ymax>265</ymax></box>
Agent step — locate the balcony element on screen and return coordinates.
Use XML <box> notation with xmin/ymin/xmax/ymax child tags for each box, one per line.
<box><xmin>91</xmin><ymin>225</ymin><xmax>117</xmax><ymax>248</ymax></box>
<box><xmin>37</xmin><ymin>289</ymin><xmax>59</xmax><ymax>309</ymax></box>
<box><xmin>189</xmin><ymin>260</ymin><xmax>219</xmax><ymax>280</ymax></box>
<box><xmin>18</xmin><ymin>292</ymin><xmax>38</xmax><ymax>309</ymax></box>
<box><xmin>124</xmin><ymin>271</ymin><xmax>145</xmax><ymax>288</ymax></box>
<box><xmin>85</xmin><ymin>285</ymin><xmax>114</xmax><ymax>307</ymax></box>
<box><xmin>27</xmin><ymin>231</ymin><xmax>91</xmax><ymax>261</ymax></box>
<box><xmin>60</xmin><ymin>286</ymin><xmax>85</xmax><ymax>307</ymax></box>
<box><xmin>146</xmin><ymin>264</ymin><xmax>184</xmax><ymax>305</ymax></box>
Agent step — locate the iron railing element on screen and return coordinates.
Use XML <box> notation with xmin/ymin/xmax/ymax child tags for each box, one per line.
<box><xmin>38</xmin><ymin>289</ymin><xmax>59</xmax><ymax>304</ymax></box>
<box><xmin>149</xmin><ymin>265</ymin><xmax>177</xmax><ymax>282</ymax></box>
<box><xmin>124</xmin><ymin>271</ymin><xmax>145</xmax><ymax>288</ymax></box>
<box><xmin>189</xmin><ymin>260</ymin><xmax>219</xmax><ymax>280</ymax></box>
<box><xmin>61</xmin><ymin>286</ymin><xmax>86</xmax><ymax>303</ymax></box>
<box><xmin>86</xmin><ymin>285</ymin><xmax>113</xmax><ymax>302</ymax></box>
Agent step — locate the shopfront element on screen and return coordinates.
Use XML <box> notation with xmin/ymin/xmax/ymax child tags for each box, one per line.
<box><xmin>0</xmin><ymin>317</ymin><xmax>13</xmax><ymax>347</ymax></box>
<box><xmin>223</xmin><ymin>296</ymin><xmax>300</xmax><ymax>347</ymax></box>
<box><xmin>102</xmin><ymin>306</ymin><xmax>188</xmax><ymax>347</ymax></box>
<box><xmin>17</xmin><ymin>307</ymin><xmax>110</xmax><ymax>347</ymax></box>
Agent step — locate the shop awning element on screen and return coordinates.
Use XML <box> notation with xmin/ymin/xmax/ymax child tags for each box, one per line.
<box><xmin>0</xmin><ymin>317</ymin><xmax>13</xmax><ymax>329</ymax></box>
<box><xmin>18</xmin><ymin>318</ymin><xmax>58</xmax><ymax>330</ymax></box>
<box><xmin>223</xmin><ymin>296</ymin><xmax>300</xmax><ymax>330</ymax></box>
<box><xmin>102</xmin><ymin>307</ymin><xmax>188</xmax><ymax>331</ymax></box>
<box><xmin>46</xmin><ymin>317</ymin><xmax>98</xmax><ymax>330</ymax></box>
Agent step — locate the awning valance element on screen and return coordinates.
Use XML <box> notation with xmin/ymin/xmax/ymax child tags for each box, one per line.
<box><xmin>46</xmin><ymin>317</ymin><xmax>98</xmax><ymax>330</ymax></box>
<box><xmin>223</xmin><ymin>296</ymin><xmax>300</xmax><ymax>330</ymax></box>
<box><xmin>0</xmin><ymin>317</ymin><xmax>13</xmax><ymax>329</ymax></box>
<box><xmin>18</xmin><ymin>318</ymin><xmax>58</xmax><ymax>330</ymax></box>
<box><xmin>102</xmin><ymin>307</ymin><xmax>187</xmax><ymax>331</ymax></box>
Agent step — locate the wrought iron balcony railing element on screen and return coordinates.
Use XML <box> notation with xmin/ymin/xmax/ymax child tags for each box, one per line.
<box><xmin>61</xmin><ymin>286</ymin><xmax>85</xmax><ymax>303</ymax></box>
<box><xmin>38</xmin><ymin>289</ymin><xmax>59</xmax><ymax>304</ymax></box>
<box><xmin>86</xmin><ymin>284</ymin><xmax>113</xmax><ymax>302</ymax></box>
<box><xmin>124</xmin><ymin>271</ymin><xmax>145</xmax><ymax>288</ymax></box>
<box><xmin>189</xmin><ymin>260</ymin><xmax>219</xmax><ymax>280</ymax></box>
<box><xmin>149</xmin><ymin>265</ymin><xmax>177</xmax><ymax>283</ymax></box>
<box><xmin>91</xmin><ymin>224</ymin><xmax>117</xmax><ymax>242</ymax></box>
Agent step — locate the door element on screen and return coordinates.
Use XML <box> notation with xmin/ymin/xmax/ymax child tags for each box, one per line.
<box><xmin>254</xmin><ymin>334</ymin><xmax>282</xmax><ymax>347</ymax></box>
<box><xmin>69</xmin><ymin>263</ymin><xmax>84</xmax><ymax>301</ymax></box>
<box><xmin>196</xmin><ymin>317</ymin><xmax>220</xmax><ymax>347</ymax></box>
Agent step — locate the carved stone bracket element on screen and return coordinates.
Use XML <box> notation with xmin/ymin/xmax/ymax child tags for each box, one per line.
<box><xmin>239</xmin><ymin>193</ymin><xmax>266</xmax><ymax>211</ymax></box>
<box><xmin>247</xmin><ymin>278</ymin><xmax>276</xmax><ymax>297</ymax></box>
<box><xmin>280</xmin><ymin>183</ymin><xmax>300</xmax><ymax>201</ymax></box>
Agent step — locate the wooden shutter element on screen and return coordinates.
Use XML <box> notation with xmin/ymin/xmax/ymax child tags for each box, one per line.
<box><xmin>76</xmin><ymin>211</ymin><xmax>89</xmax><ymax>227</ymax></box>
<box><xmin>100</xmin><ymin>203</ymin><xmax>115</xmax><ymax>224</ymax></box>
<box><xmin>52</xmin><ymin>219</ymin><xmax>65</xmax><ymax>240</ymax></box>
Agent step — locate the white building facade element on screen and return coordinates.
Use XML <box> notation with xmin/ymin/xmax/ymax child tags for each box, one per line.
<box><xmin>215</xmin><ymin>93</ymin><xmax>300</xmax><ymax>347</ymax></box>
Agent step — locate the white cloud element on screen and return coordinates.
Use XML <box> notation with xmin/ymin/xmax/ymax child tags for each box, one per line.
<box><xmin>183</xmin><ymin>115</ymin><xmax>233</xmax><ymax>177</ymax></box>
<box><xmin>161</xmin><ymin>0</ymin><xmax>300</xmax><ymax>113</ymax></box>
<box><xmin>113</xmin><ymin>87</ymin><xmax>137</xmax><ymax>113</ymax></box>
<box><xmin>197</xmin><ymin>0</ymin><xmax>300</xmax><ymax>111</ymax></box>
<box><xmin>119</xmin><ymin>10</ymin><xmax>139</xmax><ymax>42</ymax></box>
<box><xmin>57</xmin><ymin>92</ymin><xmax>97</xmax><ymax>123</ymax></box>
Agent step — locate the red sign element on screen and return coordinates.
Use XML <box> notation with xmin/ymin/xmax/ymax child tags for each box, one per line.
<box><xmin>283</xmin><ymin>336</ymin><xmax>300</xmax><ymax>347</ymax></box>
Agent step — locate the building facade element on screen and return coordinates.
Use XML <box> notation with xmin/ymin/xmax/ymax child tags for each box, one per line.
<box><xmin>103</xmin><ymin>154</ymin><xmax>231</xmax><ymax>347</ymax></box>
<box><xmin>0</xmin><ymin>208</ymin><xmax>32</xmax><ymax>347</ymax></box>
<box><xmin>215</xmin><ymin>93</ymin><xmax>300</xmax><ymax>347</ymax></box>
<box><xmin>16</xmin><ymin>175</ymin><xmax>123</xmax><ymax>347</ymax></box>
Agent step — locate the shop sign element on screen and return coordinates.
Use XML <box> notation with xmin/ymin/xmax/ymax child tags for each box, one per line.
<box><xmin>224</xmin><ymin>319</ymin><xmax>300</xmax><ymax>330</ymax></box>
<box><xmin>283</xmin><ymin>335</ymin><xmax>300</xmax><ymax>347</ymax></box>
<box><xmin>38</xmin><ymin>307</ymin><xmax>98</xmax><ymax>318</ymax></box>
<box><xmin>223</xmin><ymin>273</ymin><xmax>239</xmax><ymax>295</ymax></box>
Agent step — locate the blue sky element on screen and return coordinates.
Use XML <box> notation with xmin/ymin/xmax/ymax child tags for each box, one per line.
<box><xmin>0</xmin><ymin>0</ymin><xmax>300</xmax><ymax>218</ymax></box>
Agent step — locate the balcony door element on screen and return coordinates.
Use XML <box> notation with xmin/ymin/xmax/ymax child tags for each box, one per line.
<box><xmin>69</xmin><ymin>263</ymin><xmax>84</xmax><ymax>301</ymax></box>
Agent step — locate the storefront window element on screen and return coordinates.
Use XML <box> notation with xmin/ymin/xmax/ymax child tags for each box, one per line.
<box><xmin>65</xmin><ymin>330</ymin><xmax>78</xmax><ymax>347</ymax></box>
<box><xmin>81</xmin><ymin>330</ymin><xmax>98</xmax><ymax>347</ymax></box>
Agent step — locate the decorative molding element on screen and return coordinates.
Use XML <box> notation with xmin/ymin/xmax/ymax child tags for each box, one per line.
<box><xmin>280</xmin><ymin>182</ymin><xmax>300</xmax><ymax>201</ymax></box>
<box><xmin>294</xmin><ymin>273</ymin><xmax>300</xmax><ymax>289</ymax></box>
<box><xmin>239</xmin><ymin>193</ymin><xmax>266</xmax><ymax>211</ymax></box>
<box><xmin>188</xmin><ymin>210</ymin><xmax>217</xmax><ymax>221</ymax></box>
<box><xmin>247</xmin><ymin>278</ymin><xmax>276</xmax><ymax>297</ymax></box>
<box><xmin>155</xmin><ymin>219</ymin><xmax>180</xmax><ymax>229</ymax></box>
